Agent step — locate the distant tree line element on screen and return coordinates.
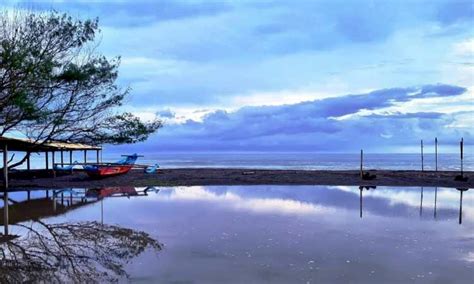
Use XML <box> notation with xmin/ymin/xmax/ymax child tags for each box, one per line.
<box><xmin>0</xmin><ymin>9</ymin><xmax>162</xmax><ymax>168</ymax></box>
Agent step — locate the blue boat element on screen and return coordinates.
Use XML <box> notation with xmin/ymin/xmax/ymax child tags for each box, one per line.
<box><xmin>145</xmin><ymin>164</ymin><xmax>160</xmax><ymax>174</ymax></box>
<box><xmin>53</xmin><ymin>161</ymin><xmax>78</xmax><ymax>172</ymax></box>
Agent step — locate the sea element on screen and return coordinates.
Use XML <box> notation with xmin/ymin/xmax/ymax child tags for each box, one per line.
<box><xmin>15</xmin><ymin>151</ymin><xmax>474</xmax><ymax>171</ymax></box>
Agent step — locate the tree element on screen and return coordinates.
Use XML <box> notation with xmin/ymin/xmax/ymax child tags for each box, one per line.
<box><xmin>0</xmin><ymin>10</ymin><xmax>162</xmax><ymax>167</ymax></box>
<box><xmin>0</xmin><ymin>220</ymin><xmax>162</xmax><ymax>282</ymax></box>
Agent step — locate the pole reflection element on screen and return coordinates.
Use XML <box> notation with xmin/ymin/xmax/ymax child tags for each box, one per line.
<box><xmin>358</xmin><ymin>186</ymin><xmax>376</xmax><ymax>219</ymax></box>
<box><xmin>419</xmin><ymin>186</ymin><xmax>424</xmax><ymax>217</ymax></box>
<box><xmin>355</xmin><ymin>186</ymin><xmax>470</xmax><ymax>224</ymax></box>
<box><xmin>434</xmin><ymin>187</ymin><xmax>438</xmax><ymax>219</ymax></box>
<box><xmin>457</xmin><ymin>188</ymin><xmax>469</xmax><ymax>225</ymax></box>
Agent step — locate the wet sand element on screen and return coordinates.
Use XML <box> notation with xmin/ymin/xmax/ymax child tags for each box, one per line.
<box><xmin>6</xmin><ymin>168</ymin><xmax>474</xmax><ymax>189</ymax></box>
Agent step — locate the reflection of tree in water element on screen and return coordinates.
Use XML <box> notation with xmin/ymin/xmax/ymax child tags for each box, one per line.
<box><xmin>0</xmin><ymin>220</ymin><xmax>162</xmax><ymax>283</ymax></box>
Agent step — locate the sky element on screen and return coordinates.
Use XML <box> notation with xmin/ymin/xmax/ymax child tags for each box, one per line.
<box><xmin>3</xmin><ymin>0</ymin><xmax>474</xmax><ymax>152</ymax></box>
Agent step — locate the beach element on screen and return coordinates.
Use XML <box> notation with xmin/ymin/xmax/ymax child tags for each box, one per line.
<box><xmin>6</xmin><ymin>168</ymin><xmax>474</xmax><ymax>189</ymax></box>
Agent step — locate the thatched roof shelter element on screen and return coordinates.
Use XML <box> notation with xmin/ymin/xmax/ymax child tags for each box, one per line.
<box><xmin>0</xmin><ymin>136</ymin><xmax>101</xmax><ymax>152</ymax></box>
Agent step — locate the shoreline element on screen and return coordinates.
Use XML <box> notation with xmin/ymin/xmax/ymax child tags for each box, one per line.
<box><xmin>4</xmin><ymin>168</ymin><xmax>474</xmax><ymax>189</ymax></box>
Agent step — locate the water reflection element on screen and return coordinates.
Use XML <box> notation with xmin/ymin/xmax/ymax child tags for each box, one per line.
<box><xmin>457</xmin><ymin>188</ymin><xmax>469</xmax><ymax>224</ymax></box>
<box><xmin>420</xmin><ymin>186</ymin><xmax>424</xmax><ymax>217</ymax></box>
<box><xmin>358</xmin><ymin>186</ymin><xmax>376</xmax><ymax>218</ymax></box>
<box><xmin>1</xmin><ymin>185</ymin><xmax>473</xmax><ymax>283</ymax></box>
<box><xmin>1</xmin><ymin>188</ymin><xmax>162</xmax><ymax>282</ymax></box>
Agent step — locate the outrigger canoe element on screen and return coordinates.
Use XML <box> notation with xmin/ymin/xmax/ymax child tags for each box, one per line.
<box><xmin>83</xmin><ymin>154</ymin><xmax>139</xmax><ymax>179</ymax></box>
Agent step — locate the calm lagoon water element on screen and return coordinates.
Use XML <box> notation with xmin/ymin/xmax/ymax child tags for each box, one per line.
<box><xmin>1</xmin><ymin>185</ymin><xmax>473</xmax><ymax>283</ymax></box>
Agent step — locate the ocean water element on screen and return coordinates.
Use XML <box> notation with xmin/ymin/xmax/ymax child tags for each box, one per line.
<box><xmin>110</xmin><ymin>152</ymin><xmax>473</xmax><ymax>171</ymax></box>
<box><xmin>1</xmin><ymin>185</ymin><xmax>473</xmax><ymax>282</ymax></box>
<box><xmin>8</xmin><ymin>151</ymin><xmax>474</xmax><ymax>171</ymax></box>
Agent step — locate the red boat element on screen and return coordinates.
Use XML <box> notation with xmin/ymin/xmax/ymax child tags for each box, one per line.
<box><xmin>83</xmin><ymin>154</ymin><xmax>139</xmax><ymax>178</ymax></box>
<box><xmin>86</xmin><ymin>187</ymin><xmax>138</xmax><ymax>198</ymax></box>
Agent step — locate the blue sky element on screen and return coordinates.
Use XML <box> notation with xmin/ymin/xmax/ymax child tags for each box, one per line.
<box><xmin>5</xmin><ymin>0</ymin><xmax>474</xmax><ymax>152</ymax></box>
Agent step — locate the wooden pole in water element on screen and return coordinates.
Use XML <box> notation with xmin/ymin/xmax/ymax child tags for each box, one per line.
<box><xmin>435</xmin><ymin>137</ymin><xmax>438</xmax><ymax>172</ymax></box>
<box><xmin>360</xmin><ymin>149</ymin><xmax>363</xmax><ymax>178</ymax></box>
<box><xmin>421</xmin><ymin>140</ymin><xmax>424</xmax><ymax>172</ymax></box>
<box><xmin>460</xmin><ymin>138</ymin><xmax>464</xmax><ymax>177</ymax></box>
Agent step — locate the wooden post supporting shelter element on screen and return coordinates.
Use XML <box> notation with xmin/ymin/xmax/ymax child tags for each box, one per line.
<box><xmin>45</xmin><ymin>151</ymin><xmax>49</xmax><ymax>170</ymax></box>
<box><xmin>421</xmin><ymin>139</ymin><xmax>424</xmax><ymax>172</ymax></box>
<box><xmin>0</xmin><ymin>136</ymin><xmax>101</xmax><ymax>176</ymax></box>
<box><xmin>52</xmin><ymin>151</ymin><xmax>56</xmax><ymax>177</ymax></box>
<box><xmin>27</xmin><ymin>152</ymin><xmax>31</xmax><ymax>170</ymax></box>
<box><xmin>96</xmin><ymin>149</ymin><xmax>100</xmax><ymax>163</ymax></box>
<box><xmin>3</xmin><ymin>144</ymin><xmax>8</xmax><ymax>235</ymax></box>
<box><xmin>3</xmin><ymin>144</ymin><xmax>8</xmax><ymax>190</ymax></box>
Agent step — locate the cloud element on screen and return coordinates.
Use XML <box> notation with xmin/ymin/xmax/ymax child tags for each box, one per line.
<box><xmin>4</xmin><ymin>1</ymin><xmax>473</xmax><ymax>149</ymax></box>
<box><xmin>10</xmin><ymin>0</ymin><xmax>472</xmax><ymax>110</ymax></box>
<box><xmin>435</xmin><ymin>0</ymin><xmax>474</xmax><ymax>25</ymax></box>
<box><xmin>155</xmin><ymin>109</ymin><xmax>175</xmax><ymax>119</ymax></box>
<box><xmin>114</xmin><ymin>84</ymin><xmax>472</xmax><ymax>152</ymax></box>
<box><xmin>7</xmin><ymin>0</ymin><xmax>231</xmax><ymax>27</ymax></box>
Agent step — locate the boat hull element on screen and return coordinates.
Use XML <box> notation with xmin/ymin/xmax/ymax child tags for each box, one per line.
<box><xmin>83</xmin><ymin>165</ymin><xmax>133</xmax><ymax>178</ymax></box>
<box><xmin>86</xmin><ymin>187</ymin><xmax>138</xmax><ymax>198</ymax></box>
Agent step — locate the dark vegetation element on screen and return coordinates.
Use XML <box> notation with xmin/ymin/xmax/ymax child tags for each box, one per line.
<box><xmin>0</xmin><ymin>10</ymin><xmax>162</xmax><ymax>169</ymax></box>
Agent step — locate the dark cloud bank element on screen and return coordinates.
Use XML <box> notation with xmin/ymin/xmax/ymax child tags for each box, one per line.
<box><xmin>114</xmin><ymin>84</ymin><xmax>472</xmax><ymax>152</ymax></box>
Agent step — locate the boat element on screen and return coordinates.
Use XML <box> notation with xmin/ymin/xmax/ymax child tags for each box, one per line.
<box><xmin>86</xmin><ymin>187</ymin><xmax>138</xmax><ymax>198</ymax></box>
<box><xmin>83</xmin><ymin>154</ymin><xmax>139</xmax><ymax>178</ymax></box>
<box><xmin>145</xmin><ymin>164</ymin><xmax>159</xmax><ymax>174</ymax></box>
<box><xmin>53</xmin><ymin>161</ymin><xmax>78</xmax><ymax>172</ymax></box>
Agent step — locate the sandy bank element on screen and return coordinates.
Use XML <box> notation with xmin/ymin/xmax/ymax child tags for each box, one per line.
<box><xmin>4</xmin><ymin>168</ymin><xmax>474</xmax><ymax>189</ymax></box>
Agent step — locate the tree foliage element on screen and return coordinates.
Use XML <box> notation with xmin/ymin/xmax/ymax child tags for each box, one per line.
<box><xmin>0</xmin><ymin>10</ymin><xmax>162</xmax><ymax>147</ymax></box>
